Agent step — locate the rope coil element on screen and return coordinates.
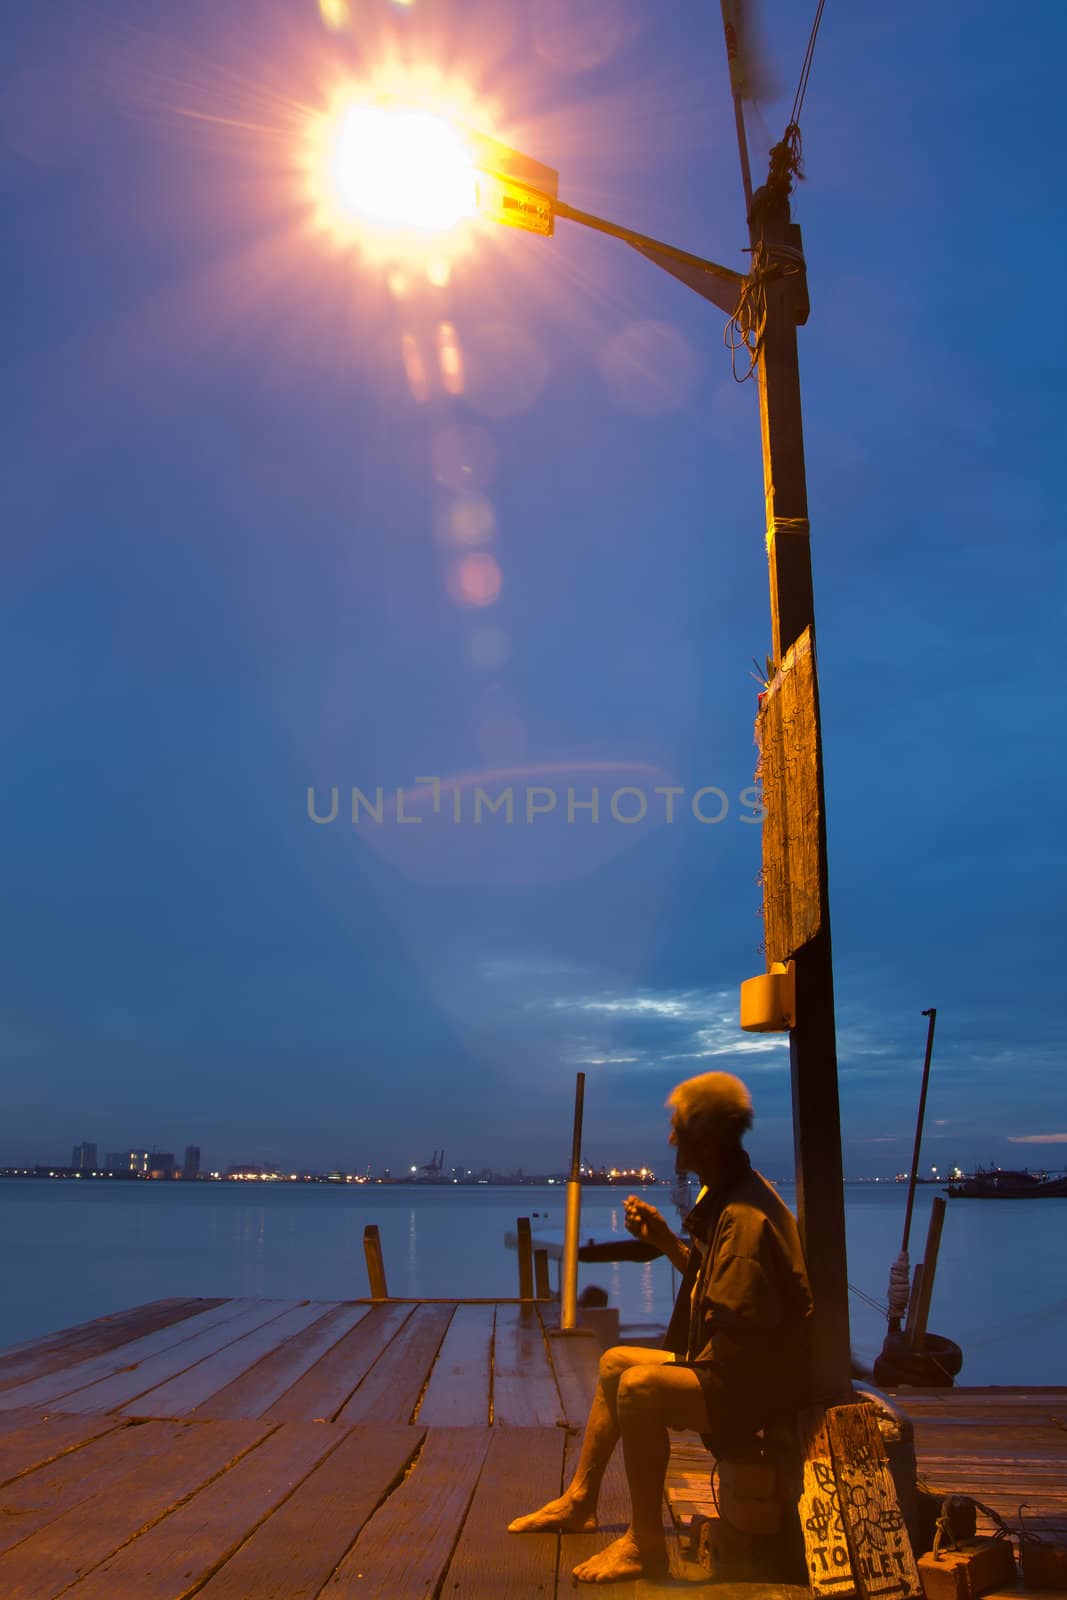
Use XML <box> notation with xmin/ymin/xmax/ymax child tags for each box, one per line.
<box><xmin>725</xmin><ymin>241</ymin><xmax>808</xmax><ymax>381</ymax></box>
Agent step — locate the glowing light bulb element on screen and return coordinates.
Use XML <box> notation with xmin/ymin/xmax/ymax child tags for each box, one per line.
<box><xmin>328</xmin><ymin>105</ymin><xmax>477</xmax><ymax>231</ymax></box>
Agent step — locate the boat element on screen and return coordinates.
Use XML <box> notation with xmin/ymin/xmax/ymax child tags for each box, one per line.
<box><xmin>946</xmin><ymin>1167</ymin><xmax>1067</xmax><ymax>1198</ymax></box>
<box><xmin>579</xmin><ymin>1165</ymin><xmax>657</xmax><ymax>1186</ymax></box>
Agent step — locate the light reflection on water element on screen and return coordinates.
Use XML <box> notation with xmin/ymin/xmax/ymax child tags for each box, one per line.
<box><xmin>0</xmin><ymin>1179</ymin><xmax>1063</xmax><ymax>1385</ymax></box>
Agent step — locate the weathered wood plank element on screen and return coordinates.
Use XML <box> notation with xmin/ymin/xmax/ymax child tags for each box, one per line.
<box><xmin>561</xmin><ymin>1430</ymin><xmax>699</xmax><ymax>1597</ymax></box>
<box><xmin>493</xmin><ymin>1305</ymin><xmax>564</xmax><ymax>1427</ymax></box>
<box><xmin>189</xmin><ymin>1303</ymin><xmax>371</xmax><ymax>1420</ymax></box>
<box><xmin>0</xmin><ymin>1405</ymin><xmax>57</xmax><ymax>1439</ymax></box>
<box><xmin>415</xmin><ymin>1304</ymin><xmax>493</xmax><ymax>1426</ymax></box>
<box><xmin>797</xmin><ymin>1406</ymin><xmax>856</xmax><ymax>1598</ymax></box>
<box><xmin>0</xmin><ymin>1418</ymin><xmax>271</xmax><ymax>1599</ymax></box>
<box><xmin>51</xmin><ymin>1302</ymin><xmax>303</xmax><ymax>1415</ymax></box>
<box><xmin>440</xmin><ymin>1425</ymin><xmax>565</xmax><ymax>1599</ymax></box>
<box><xmin>546</xmin><ymin>1327</ymin><xmax>601</xmax><ymax>1428</ymax></box>
<box><xmin>334</xmin><ymin>1304</ymin><xmax>455</xmax><ymax>1426</ymax></box>
<box><xmin>827</xmin><ymin>1403</ymin><xmax>922</xmax><ymax>1600</ymax></box>
<box><xmin>260</xmin><ymin>1303</ymin><xmax>413</xmax><ymax>1423</ymax></box>
<box><xmin>0</xmin><ymin>1420</ymin><xmax>185</xmax><ymax>1559</ymax></box>
<box><xmin>564</xmin><ymin>1425</ymin><xmax>631</xmax><ymax>1572</ymax></box>
<box><xmin>119</xmin><ymin>1301</ymin><xmax>329</xmax><ymax>1417</ymax></box>
<box><xmin>192</xmin><ymin>1425</ymin><xmax>423</xmax><ymax>1600</ymax></box>
<box><xmin>0</xmin><ymin>1412</ymin><xmax>125</xmax><ymax>1487</ymax></box>
<box><xmin>320</xmin><ymin>1426</ymin><xmax>491</xmax><ymax>1599</ymax></box>
<box><xmin>60</xmin><ymin>1422</ymin><xmax>342</xmax><ymax>1599</ymax></box>
<box><xmin>0</xmin><ymin>1299</ymin><xmax>227</xmax><ymax>1391</ymax></box>
<box><xmin>0</xmin><ymin>1298</ymin><xmax>268</xmax><ymax>1412</ymax></box>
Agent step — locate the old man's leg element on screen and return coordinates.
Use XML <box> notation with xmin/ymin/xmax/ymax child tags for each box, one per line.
<box><xmin>507</xmin><ymin>1346</ymin><xmax>676</xmax><ymax>1533</ymax></box>
<box><xmin>572</xmin><ymin>1359</ymin><xmax>710</xmax><ymax>1583</ymax></box>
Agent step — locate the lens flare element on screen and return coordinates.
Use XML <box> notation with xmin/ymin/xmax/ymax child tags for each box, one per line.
<box><xmin>327</xmin><ymin>104</ymin><xmax>477</xmax><ymax>231</ymax></box>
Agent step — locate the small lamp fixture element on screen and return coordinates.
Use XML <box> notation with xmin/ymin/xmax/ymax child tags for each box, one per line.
<box><xmin>740</xmin><ymin>960</ymin><xmax>796</xmax><ymax>1032</ymax></box>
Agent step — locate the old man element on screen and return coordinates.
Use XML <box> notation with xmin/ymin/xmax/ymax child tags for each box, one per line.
<box><xmin>508</xmin><ymin>1070</ymin><xmax>814</xmax><ymax>1584</ymax></box>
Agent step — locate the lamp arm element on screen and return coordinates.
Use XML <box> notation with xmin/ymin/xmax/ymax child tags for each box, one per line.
<box><xmin>553</xmin><ymin>199</ymin><xmax>745</xmax><ymax>316</ymax></box>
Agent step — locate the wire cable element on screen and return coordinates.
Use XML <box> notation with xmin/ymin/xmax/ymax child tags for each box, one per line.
<box><xmin>790</xmin><ymin>0</ymin><xmax>827</xmax><ymax>132</ymax></box>
<box><xmin>848</xmin><ymin>1280</ymin><xmax>890</xmax><ymax>1317</ymax></box>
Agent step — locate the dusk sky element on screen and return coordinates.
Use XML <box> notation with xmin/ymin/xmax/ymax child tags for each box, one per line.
<box><xmin>3</xmin><ymin>0</ymin><xmax>1064</xmax><ymax>1179</ymax></box>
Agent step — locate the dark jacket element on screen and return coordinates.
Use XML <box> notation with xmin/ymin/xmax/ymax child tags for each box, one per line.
<box><xmin>665</xmin><ymin>1150</ymin><xmax>814</xmax><ymax>1450</ymax></box>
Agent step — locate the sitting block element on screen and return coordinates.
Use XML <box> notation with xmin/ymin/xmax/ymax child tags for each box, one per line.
<box><xmin>718</xmin><ymin>1458</ymin><xmax>784</xmax><ymax>1536</ymax></box>
<box><xmin>1022</xmin><ymin>1541</ymin><xmax>1067</xmax><ymax>1590</ymax></box>
<box><xmin>918</xmin><ymin>1539</ymin><xmax>1017</xmax><ymax>1600</ymax></box>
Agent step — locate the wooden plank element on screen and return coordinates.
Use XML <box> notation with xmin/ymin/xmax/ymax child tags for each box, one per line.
<box><xmin>0</xmin><ymin>1419</ymin><xmax>185</xmax><ymax>1559</ymax></box>
<box><xmin>564</xmin><ymin>1426</ymin><xmax>631</xmax><ymax>1571</ymax></box>
<box><xmin>441</xmin><ymin>1425</ymin><xmax>565</xmax><ymax>1599</ymax></box>
<box><xmin>51</xmin><ymin>1302</ymin><xmax>303</xmax><ymax>1415</ymax></box>
<box><xmin>319</xmin><ymin>1426</ymin><xmax>491</xmax><ymax>1599</ymax></box>
<box><xmin>0</xmin><ymin>1418</ymin><xmax>271</xmax><ymax>1599</ymax></box>
<box><xmin>0</xmin><ymin>1299</ymin><xmax>228</xmax><ymax>1391</ymax></box>
<box><xmin>493</xmin><ymin>1305</ymin><xmax>564</xmax><ymax>1427</ymax></box>
<box><xmin>189</xmin><ymin>1303</ymin><xmax>371</xmax><ymax>1420</ymax></box>
<box><xmin>60</xmin><ymin>1421</ymin><xmax>343</xmax><ymax>1600</ymax></box>
<box><xmin>334</xmin><ymin>1304</ymin><xmax>455</xmax><ymax>1425</ymax></box>
<box><xmin>827</xmin><ymin>1403</ymin><xmax>922</xmax><ymax>1600</ymax></box>
<box><xmin>0</xmin><ymin>1298</ymin><xmax>267</xmax><ymax>1412</ymax></box>
<box><xmin>559</xmin><ymin>1430</ymin><xmax>699</xmax><ymax>1596</ymax></box>
<box><xmin>0</xmin><ymin>1412</ymin><xmax>125</xmax><ymax>1487</ymax></box>
<box><xmin>415</xmin><ymin>1304</ymin><xmax>493</xmax><ymax>1426</ymax></box>
<box><xmin>192</xmin><ymin>1425</ymin><xmax>423</xmax><ymax>1600</ymax></box>
<box><xmin>260</xmin><ymin>1303</ymin><xmax>413</xmax><ymax>1423</ymax></box>
<box><xmin>546</xmin><ymin>1328</ymin><xmax>600</xmax><ymax>1428</ymax></box>
<box><xmin>119</xmin><ymin>1301</ymin><xmax>329</xmax><ymax>1417</ymax></box>
<box><xmin>797</xmin><ymin>1406</ymin><xmax>856</xmax><ymax>1598</ymax></box>
<box><xmin>0</xmin><ymin>1405</ymin><xmax>58</xmax><ymax>1439</ymax></box>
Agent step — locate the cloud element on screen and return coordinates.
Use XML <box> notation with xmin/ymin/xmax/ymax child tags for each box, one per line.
<box><xmin>548</xmin><ymin>983</ymin><xmax>790</xmax><ymax>1070</ymax></box>
<box><xmin>1007</xmin><ymin>1132</ymin><xmax>1067</xmax><ymax>1144</ymax></box>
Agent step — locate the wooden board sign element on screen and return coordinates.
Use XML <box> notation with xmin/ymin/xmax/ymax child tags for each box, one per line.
<box><xmin>798</xmin><ymin>1406</ymin><xmax>856</xmax><ymax>1596</ymax></box>
<box><xmin>827</xmin><ymin>1403</ymin><xmax>922</xmax><ymax>1599</ymax></box>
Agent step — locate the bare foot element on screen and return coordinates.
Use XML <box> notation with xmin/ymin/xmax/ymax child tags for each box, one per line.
<box><xmin>572</xmin><ymin>1530</ymin><xmax>668</xmax><ymax>1584</ymax></box>
<box><xmin>507</xmin><ymin>1492</ymin><xmax>597</xmax><ymax>1533</ymax></box>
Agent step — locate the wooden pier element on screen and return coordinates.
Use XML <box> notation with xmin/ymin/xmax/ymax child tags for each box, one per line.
<box><xmin>0</xmin><ymin>1296</ymin><xmax>1064</xmax><ymax>1598</ymax></box>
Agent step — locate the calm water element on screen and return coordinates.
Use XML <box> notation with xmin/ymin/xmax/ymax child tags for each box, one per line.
<box><xmin>1</xmin><ymin>1179</ymin><xmax>1063</xmax><ymax>1385</ymax></box>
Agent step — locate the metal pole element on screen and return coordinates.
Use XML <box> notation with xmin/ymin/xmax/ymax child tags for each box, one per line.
<box><xmin>719</xmin><ymin>0</ymin><xmax>755</xmax><ymax>215</ymax></box>
<box><xmin>901</xmin><ymin>1008</ymin><xmax>938</xmax><ymax>1258</ymax></box>
<box><xmin>560</xmin><ymin>1072</ymin><xmax>585</xmax><ymax>1331</ymax></box>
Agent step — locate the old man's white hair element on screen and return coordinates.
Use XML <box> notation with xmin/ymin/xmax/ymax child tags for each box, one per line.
<box><xmin>666</xmin><ymin>1072</ymin><xmax>754</xmax><ymax>1147</ymax></box>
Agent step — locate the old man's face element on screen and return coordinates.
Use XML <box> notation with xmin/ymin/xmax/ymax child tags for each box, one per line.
<box><xmin>668</xmin><ymin>1110</ymin><xmax>701</xmax><ymax>1175</ymax></box>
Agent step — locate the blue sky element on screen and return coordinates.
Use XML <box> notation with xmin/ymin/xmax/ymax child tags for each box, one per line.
<box><xmin>3</xmin><ymin>0</ymin><xmax>1065</xmax><ymax>1178</ymax></box>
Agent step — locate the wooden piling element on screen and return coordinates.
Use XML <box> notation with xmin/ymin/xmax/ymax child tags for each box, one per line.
<box><xmin>906</xmin><ymin>1196</ymin><xmax>946</xmax><ymax>1351</ymax></box>
<box><xmin>363</xmin><ymin>1224</ymin><xmax>389</xmax><ymax>1300</ymax></box>
<box><xmin>516</xmin><ymin>1217</ymin><xmax>534</xmax><ymax>1301</ymax></box>
<box><xmin>533</xmin><ymin>1247</ymin><xmax>551</xmax><ymax>1301</ymax></box>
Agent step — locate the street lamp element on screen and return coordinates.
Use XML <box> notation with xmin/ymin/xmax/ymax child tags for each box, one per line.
<box><xmin>492</xmin><ymin>136</ymin><xmax>848</xmax><ymax>1400</ymax></box>
<box><xmin>322</xmin><ymin>75</ymin><xmax>852</xmax><ymax>1399</ymax></box>
<box><xmin>324</xmin><ymin>102</ymin><xmax>479</xmax><ymax>231</ymax></box>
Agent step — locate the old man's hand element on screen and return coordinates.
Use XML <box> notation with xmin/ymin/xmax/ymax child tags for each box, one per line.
<box><xmin>623</xmin><ymin>1195</ymin><xmax>675</xmax><ymax>1254</ymax></box>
